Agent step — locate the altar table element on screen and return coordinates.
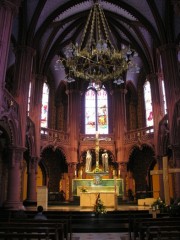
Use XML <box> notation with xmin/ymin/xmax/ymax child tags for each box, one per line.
<box><xmin>80</xmin><ymin>192</ymin><xmax>116</xmax><ymax>207</ymax></box>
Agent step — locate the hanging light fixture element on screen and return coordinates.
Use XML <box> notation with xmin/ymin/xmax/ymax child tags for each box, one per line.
<box><xmin>56</xmin><ymin>2</ymin><xmax>138</xmax><ymax>87</ymax></box>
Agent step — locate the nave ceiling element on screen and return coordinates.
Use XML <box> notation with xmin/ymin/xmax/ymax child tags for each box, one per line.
<box><xmin>8</xmin><ymin>0</ymin><xmax>180</xmax><ymax>94</ymax></box>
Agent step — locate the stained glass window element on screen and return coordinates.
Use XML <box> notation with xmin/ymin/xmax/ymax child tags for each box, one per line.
<box><xmin>85</xmin><ymin>87</ymin><xmax>108</xmax><ymax>134</ymax></box>
<box><xmin>162</xmin><ymin>80</ymin><xmax>167</xmax><ymax>115</ymax></box>
<box><xmin>41</xmin><ymin>83</ymin><xmax>49</xmax><ymax>128</ymax></box>
<box><xmin>144</xmin><ymin>80</ymin><xmax>153</xmax><ymax>127</ymax></box>
<box><xmin>27</xmin><ymin>82</ymin><xmax>31</xmax><ymax>116</ymax></box>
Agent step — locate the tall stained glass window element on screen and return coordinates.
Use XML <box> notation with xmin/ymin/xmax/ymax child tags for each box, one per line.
<box><xmin>144</xmin><ymin>80</ymin><xmax>153</xmax><ymax>127</ymax></box>
<box><xmin>41</xmin><ymin>83</ymin><xmax>49</xmax><ymax>128</ymax></box>
<box><xmin>85</xmin><ymin>87</ymin><xmax>108</xmax><ymax>134</ymax></box>
<box><xmin>162</xmin><ymin>80</ymin><xmax>167</xmax><ymax>115</ymax></box>
<box><xmin>27</xmin><ymin>82</ymin><xmax>31</xmax><ymax>116</ymax></box>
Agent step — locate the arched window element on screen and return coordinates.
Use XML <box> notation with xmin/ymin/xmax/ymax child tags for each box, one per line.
<box><xmin>162</xmin><ymin>80</ymin><xmax>167</xmax><ymax>115</ymax></box>
<box><xmin>159</xmin><ymin>56</ymin><xmax>167</xmax><ymax>115</ymax></box>
<box><xmin>41</xmin><ymin>83</ymin><xmax>49</xmax><ymax>128</ymax></box>
<box><xmin>144</xmin><ymin>80</ymin><xmax>153</xmax><ymax>127</ymax></box>
<box><xmin>85</xmin><ymin>86</ymin><xmax>108</xmax><ymax>134</ymax></box>
<box><xmin>27</xmin><ymin>82</ymin><xmax>31</xmax><ymax>116</ymax></box>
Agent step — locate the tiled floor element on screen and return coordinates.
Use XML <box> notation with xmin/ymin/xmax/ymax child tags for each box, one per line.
<box><xmin>72</xmin><ymin>232</ymin><xmax>130</xmax><ymax>240</ymax></box>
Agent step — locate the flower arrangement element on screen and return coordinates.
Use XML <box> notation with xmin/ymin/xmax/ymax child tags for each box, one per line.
<box><xmin>80</xmin><ymin>186</ymin><xmax>87</xmax><ymax>192</ymax></box>
<box><xmin>151</xmin><ymin>197</ymin><xmax>167</xmax><ymax>212</ymax></box>
<box><xmin>93</xmin><ymin>193</ymin><xmax>107</xmax><ymax>215</ymax></box>
<box><xmin>168</xmin><ymin>198</ymin><xmax>180</xmax><ymax>216</ymax></box>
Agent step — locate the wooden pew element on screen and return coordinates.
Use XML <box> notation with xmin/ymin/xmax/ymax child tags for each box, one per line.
<box><xmin>0</xmin><ymin>232</ymin><xmax>57</xmax><ymax>240</ymax></box>
<box><xmin>146</xmin><ymin>225</ymin><xmax>180</xmax><ymax>240</ymax></box>
<box><xmin>9</xmin><ymin>212</ymin><xmax>72</xmax><ymax>240</ymax></box>
<box><xmin>133</xmin><ymin>217</ymin><xmax>180</xmax><ymax>240</ymax></box>
<box><xmin>0</xmin><ymin>222</ymin><xmax>64</xmax><ymax>240</ymax></box>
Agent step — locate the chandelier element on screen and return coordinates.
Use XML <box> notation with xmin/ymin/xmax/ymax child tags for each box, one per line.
<box><xmin>56</xmin><ymin>2</ymin><xmax>138</xmax><ymax>88</ymax></box>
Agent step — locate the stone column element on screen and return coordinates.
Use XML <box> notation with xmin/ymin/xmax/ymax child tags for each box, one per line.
<box><xmin>68</xmin><ymin>163</ymin><xmax>76</xmax><ymax>201</ymax></box>
<box><xmin>159</xmin><ymin>44</ymin><xmax>180</xmax><ymax>138</ymax></box>
<box><xmin>0</xmin><ymin>0</ymin><xmax>21</xmax><ymax>112</ymax></box>
<box><xmin>13</xmin><ymin>46</ymin><xmax>36</xmax><ymax>147</ymax></box>
<box><xmin>67</xmin><ymin>88</ymin><xmax>81</xmax><ymax>162</ymax></box>
<box><xmin>147</xmin><ymin>73</ymin><xmax>163</xmax><ymax>155</ymax></box>
<box><xmin>29</xmin><ymin>74</ymin><xmax>44</xmax><ymax>157</ymax></box>
<box><xmin>120</xmin><ymin>162</ymin><xmax>128</xmax><ymax>200</ymax></box>
<box><xmin>158</xmin><ymin>156</ymin><xmax>164</xmax><ymax>199</ymax></box>
<box><xmin>4</xmin><ymin>146</ymin><xmax>25</xmax><ymax>210</ymax></box>
<box><xmin>25</xmin><ymin>157</ymin><xmax>38</xmax><ymax>205</ymax></box>
<box><xmin>112</xmin><ymin>88</ymin><xmax>127</xmax><ymax>162</ymax></box>
<box><xmin>172</xmin><ymin>145</ymin><xmax>180</xmax><ymax>198</ymax></box>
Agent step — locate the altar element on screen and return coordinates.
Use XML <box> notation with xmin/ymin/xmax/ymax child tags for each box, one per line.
<box><xmin>72</xmin><ymin>179</ymin><xmax>124</xmax><ymax>197</ymax></box>
<box><xmin>80</xmin><ymin>192</ymin><xmax>116</xmax><ymax>207</ymax></box>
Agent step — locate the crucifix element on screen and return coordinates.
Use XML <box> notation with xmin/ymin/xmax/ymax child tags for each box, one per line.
<box><xmin>84</xmin><ymin>131</ymin><xmax>111</xmax><ymax>172</ymax></box>
<box><xmin>150</xmin><ymin>156</ymin><xmax>180</xmax><ymax>205</ymax></box>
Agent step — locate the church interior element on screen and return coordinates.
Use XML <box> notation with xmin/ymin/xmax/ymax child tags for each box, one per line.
<box><xmin>0</xmin><ymin>0</ymin><xmax>180</xmax><ymax>227</ymax></box>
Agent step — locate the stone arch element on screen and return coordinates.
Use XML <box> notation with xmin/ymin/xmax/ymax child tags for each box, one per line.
<box><xmin>128</xmin><ymin>144</ymin><xmax>156</xmax><ymax>199</ymax></box>
<box><xmin>171</xmin><ymin>99</ymin><xmax>180</xmax><ymax>146</ymax></box>
<box><xmin>40</xmin><ymin>145</ymin><xmax>68</xmax><ymax>192</ymax></box>
<box><xmin>0</xmin><ymin>123</ymin><xmax>11</xmax><ymax>206</ymax></box>
<box><xmin>79</xmin><ymin>148</ymin><xmax>116</xmax><ymax>173</ymax></box>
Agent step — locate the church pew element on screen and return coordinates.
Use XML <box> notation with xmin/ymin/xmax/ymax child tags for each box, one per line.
<box><xmin>133</xmin><ymin>217</ymin><xmax>180</xmax><ymax>240</ymax></box>
<box><xmin>9</xmin><ymin>211</ymin><xmax>72</xmax><ymax>240</ymax></box>
<box><xmin>0</xmin><ymin>232</ymin><xmax>57</xmax><ymax>240</ymax></box>
<box><xmin>0</xmin><ymin>221</ymin><xmax>65</xmax><ymax>240</ymax></box>
<box><xmin>146</xmin><ymin>225</ymin><xmax>180</xmax><ymax>240</ymax></box>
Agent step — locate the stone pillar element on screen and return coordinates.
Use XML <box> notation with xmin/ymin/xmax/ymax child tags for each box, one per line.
<box><xmin>29</xmin><ymin>74</ymin><xmax>44</xmax><ymax>157</ymax></box>
<box><xmin>68</xmin><ymin>163</ymin><xmax>76</xmax><ymax>201</ymax></box>
<box><xmin>172</xmin><ymin>145</ymin><xmax>180</xmax><ymax>198</ymax></box>
<box><xmin>4</xmin><ymin>146</ymin><xmax>25</xmax><ymax>210</ymax></box>
<box><xmin>147</xmin><ymin>73</ymin><xmax>163</xmax><ymax>155</ymax></box>
<box><xmin>13</xmin><ymin>46</ymin><xmax>36</xmax><ymax>147</ymax></box>
<box><xmin>25</xmin><ymin>157</ymin><xmax>38</xmax><ymax>205</ymax></box>
<box><xmin>112</xmin><ymin>88</ymin><xmax>127</xmax><ymax>162</ymax></box>
<box><xmin>158</xmin><ymin>156</ymin><xmax>164</xmax><ymax>199</ymax></box>
<box><xmin>0</xmin><ymin>0</ymin><xmax>21</xmax><ymax>112</ymax></box>
<box><xmin>67</xmin><ymin>88</ymin><xmax>81</xmax><ymax>162</ymax></box>
<box><xmin>159</xmin><ymin>44</ymin><xmax>180</xmax><ymax>138</ymax></box>
<box><xmin>120</xmin><ymin>162</ymin><xmax>128</xmax><ymax>200</ymax></box>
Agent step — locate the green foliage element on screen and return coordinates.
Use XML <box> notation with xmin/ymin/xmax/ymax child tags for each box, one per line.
<box><xmin>94</xmin><ymin>193</ymin><xmax>107</xmax><ymax>215</ymax></box>
<box><xmin>80</xmin><ymin>186</ymin><xmax>87</xmax><ymax>192</ymax></box>
<box><xmin>168</xmin><ymin>198</ymin><xmax>180</xmax><ymax>216</ymax></box>
<box><xmin>151</xmin><ymin>197</ymin><xmax>167</xmax><ymax>212</ymax></box>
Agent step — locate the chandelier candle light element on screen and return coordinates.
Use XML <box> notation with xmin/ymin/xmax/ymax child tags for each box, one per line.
<box><xmin>57</xmin><ymin>2</ymin><xmax>138</xmax><ymax>89</ymax></box>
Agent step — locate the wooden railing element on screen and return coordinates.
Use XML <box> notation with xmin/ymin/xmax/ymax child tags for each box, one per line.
<box><xmin>40</xmin><ymin>126</ymin><xmax>154</xmax><ymax>146</ymax></box>
<box><xmin>124</xmin><ymin>126</ymin><xmax>154</xmax><ymax>144</ymax></box>
<box><xmin>41</xmin><ymin>128</ymin><xmax>70</xmax><ymax>144</ymax></box>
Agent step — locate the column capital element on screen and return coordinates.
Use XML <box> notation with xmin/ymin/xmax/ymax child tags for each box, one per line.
<box><xmin>9</xmin><ymin>146</ymin><xmax>26</xmax><ymax>167</ymax></box>
<box><xmin>171</xmin><ymin>0</ymin><xmax>180</xmax><ymax>16</ymax></box>
<box><xmin>158</xmin><ymin>43</ymin><xmax>178</xmax><ymax>53</ymax></box>
<box><xmin>146</xmin><ymin>73</ymin><xmax>158</xmax><ymax>82</ymax></box>
<box><xmin>0</xmin><ymin>0</ymin><xmax>21</xmax><ymax>15</ymax></box>
<box><xmin>110</xmin><ymin>88</ymin><xmax>127</xmax><ymax>96</ymax></box>
<box><xmin>15</xmin><ymin>45</ymin><xmax>36</xmax><ymax>56</ymax></box>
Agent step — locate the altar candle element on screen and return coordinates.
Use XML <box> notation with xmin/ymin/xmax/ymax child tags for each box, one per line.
<box><xmin>75</xmin><ymin>170</ymin><xmax>77</xmax><ymax>176</ymax></box>
<box><xmin>96</xmin><ymin>131</ymin><xmax>99</xmax><ymax>139</ymax></box>
<box><xmin>118</xmin><ymin>170</ymin><xmax>121</xmax><ymax>176</ymax></box>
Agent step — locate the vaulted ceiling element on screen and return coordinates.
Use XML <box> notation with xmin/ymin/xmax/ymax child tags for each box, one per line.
<box><xmin>8</xmin><ymin>0</ymin><xmax>180</xmax><ymax>91</ymax></box>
